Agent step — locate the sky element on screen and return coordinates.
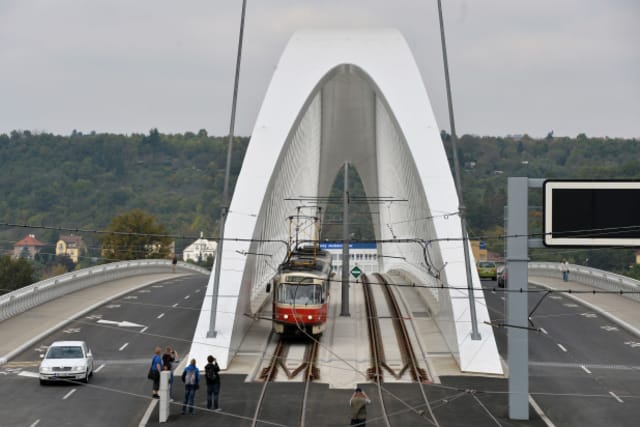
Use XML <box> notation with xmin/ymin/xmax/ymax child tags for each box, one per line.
<box><xmin>1</xmin><ymin>0</ymin><xmax>638</xmax><ymax>139</ymax></box>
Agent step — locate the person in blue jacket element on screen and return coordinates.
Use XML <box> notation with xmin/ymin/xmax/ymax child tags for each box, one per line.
<box><xmin>181</xmin><ymin>358</ymin><xmax>200</xmax><ymax>415</ymax></box>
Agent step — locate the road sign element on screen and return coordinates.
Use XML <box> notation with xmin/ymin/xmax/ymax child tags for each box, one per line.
<box><xmin>351</xmin><ymin>266</ymin><xmax>362</xmax><ymax>279</ymax></box>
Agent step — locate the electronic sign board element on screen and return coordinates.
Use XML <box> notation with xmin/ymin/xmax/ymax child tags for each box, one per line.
<box><xmin>544</xmin><ymin>180</ymin><xmax>640</xmax><ymax>246</ymax></box>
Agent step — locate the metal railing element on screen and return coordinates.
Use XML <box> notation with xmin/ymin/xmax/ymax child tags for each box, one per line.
<box><xmin>0</xmin><ymin>260</ymin><xmax>210</xmax><ymax>322</ymax></box>
<box><xmin>529</xmin><ymin>262</ymin><xmax>640</xmax><ymax>303</ymax></box>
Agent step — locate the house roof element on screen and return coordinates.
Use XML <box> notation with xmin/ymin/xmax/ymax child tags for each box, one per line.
<box><xmin>15</xmin><ymin>234</ymin><xmax>46</xmax><ymax>247</ymax></box>
<box><xmin>59</xmin><ymin>235</ymin><xmax>84</xmax><ymax>246</ymax></box>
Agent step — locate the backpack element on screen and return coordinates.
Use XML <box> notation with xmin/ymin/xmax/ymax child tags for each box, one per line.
<box><xmin>184</xmin><ymin>368</ymin><xmax>196</xmax><ymax>386</ymax></box>
<box><xmin>205</xmin><ymin>364</ymin><xmax>217</xmax><ymax>382</ymax></box>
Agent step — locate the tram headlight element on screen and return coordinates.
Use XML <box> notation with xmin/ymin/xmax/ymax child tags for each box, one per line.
<box><xmin>283</xmin><ymin>314</ymin><xmax>289</xmax><ymax>320</ymax></box>
<box><xmin>307</xmin><ymin>315</ymin><xmax>313</xmax><ymax>320</ymax></box>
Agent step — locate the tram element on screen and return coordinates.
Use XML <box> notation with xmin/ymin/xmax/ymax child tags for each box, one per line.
<box><xmin>271</xmin><ymin>246</ymin><xmax>333</xmax><ymax>336</ymax></box>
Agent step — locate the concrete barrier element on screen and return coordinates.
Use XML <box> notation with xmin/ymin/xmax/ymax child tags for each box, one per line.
<box><xmin>0</xmin><ymin>260</ymin><xmax>209</xmax><ymax>322</ymax></box>
<box><xmin>529</xmin><ymin>262</ymin><xmax>640</xmax><ymax>303</ymax></box>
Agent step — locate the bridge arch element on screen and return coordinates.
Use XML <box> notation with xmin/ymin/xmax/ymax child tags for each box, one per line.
<box><xmin>190</xmin><ymin>29</ymin><xmax>502</xmax><ymax>375</ymax></box>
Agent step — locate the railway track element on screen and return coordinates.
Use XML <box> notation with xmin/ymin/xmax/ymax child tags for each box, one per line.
<box><xmin>251</xmin><ymin>335</ymin><xmax>320</xmax><ymax>427</ymax></box>
<box><xmin>362</xmin><ymin>273</ymin><xmax>440</xmax><ymax>426</ymax></box>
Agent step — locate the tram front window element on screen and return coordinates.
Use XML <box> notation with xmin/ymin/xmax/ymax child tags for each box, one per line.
<box><xmin>278</xmin><ymin>283</ymin><xmax>321</xmax><ymax>305</ymax></box>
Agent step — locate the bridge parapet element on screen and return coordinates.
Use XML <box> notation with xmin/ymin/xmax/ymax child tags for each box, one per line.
<box><xmin>0</xmin><ymin>260</ymin><xmax>209</xmax><ymax>322</ymax></box>
<box><xmin>529</xmin><ymin>262</ymin><xmax>640</xmax><ymax>303</ymax></box>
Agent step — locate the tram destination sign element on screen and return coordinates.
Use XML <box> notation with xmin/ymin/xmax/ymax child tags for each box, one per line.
<box><xmin>544</xmin><ymin>180</ymin><xmax>640</xmax><ymax>246</ymax></box>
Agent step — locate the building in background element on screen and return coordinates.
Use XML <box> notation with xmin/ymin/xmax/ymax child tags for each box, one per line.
<box><xmin>13</xmin><ymin>234</ymin><xmax>46</xmax><ymax>260</ymax></box>
<box><xmin>320</xmin><ymin>242</ymin><xmax>379</xmax><ymax>276</ymax></box>
<box><xmin>55</xmin><ymin>234</ymin><xmax>88</xmax><ymax>263</ymax></box>
<box><xmin>183</xmin><ymin>232</ymin><xmax>217</xmax><ymax>262</ymax></box>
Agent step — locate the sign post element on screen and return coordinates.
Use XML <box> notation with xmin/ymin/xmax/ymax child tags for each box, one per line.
<box><xmin>350</xmin><ymin>266</ymin><xmax>362</xmax><ymax>280</ymax></box>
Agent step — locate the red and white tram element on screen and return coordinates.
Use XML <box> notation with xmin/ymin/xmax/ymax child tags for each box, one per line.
<box><xmin>271</xmin><ymin>247</ymin><xmax>333</xmax><ymax>336</ymax></box>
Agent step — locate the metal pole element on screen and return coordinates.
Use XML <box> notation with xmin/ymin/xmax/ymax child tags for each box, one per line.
<box><xmin>341</xmin><ymin>163</ymin><xmax>351</xmax><ymax>316</ymax></box>
<box><xmin>436</xmin><ymin>0</ymin><xmax>480</xmax><ymax>339</ymax></box>
<box><xmin>208</xmin><ymin>0</ymin><xmax>247</xmax><ymax>337</ymax></box>
<box><xmin>507</xmin><ymin>177</ymin><xmax>529</xmax><ymax>419</ymax></box>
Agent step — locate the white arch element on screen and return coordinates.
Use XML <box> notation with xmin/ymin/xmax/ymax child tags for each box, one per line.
<box><xmin>189</xmin><ymin>29</ymin><xmax>502</xmax><ymax>375</ymax></box>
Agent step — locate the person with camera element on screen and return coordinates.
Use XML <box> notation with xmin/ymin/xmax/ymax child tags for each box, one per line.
<box><xmin>204</xmin><ymin>355</ymin><xmax>222</xmax><ymax>411</ymax></box>
<box><xmin>162</xmin><ymin>346</ymin><xmax>178</xmax><ymax>401</ymax></box>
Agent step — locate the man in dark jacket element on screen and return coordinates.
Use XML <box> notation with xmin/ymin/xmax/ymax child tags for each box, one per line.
<box><xmin>181</xmin><ymin>359</ymin><xmax>200</xmax><ymax>415</ymax></box>
<box><xmin>204</xmin><ymin>355</ymin><xmax>222</xmax><ymax>411</ymax></box>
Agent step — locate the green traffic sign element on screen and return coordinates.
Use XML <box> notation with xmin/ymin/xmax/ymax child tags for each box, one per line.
<box><xmin>351</xmin><ymin>266</ymin><xmax>362</xmax><ymax>278</ymax></box>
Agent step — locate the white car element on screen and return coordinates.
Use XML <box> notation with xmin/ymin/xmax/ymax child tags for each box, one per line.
<box><xmin>39</xmin><ymin>340</ymin><xmax>94</xmax><ymax>385</ymax></box>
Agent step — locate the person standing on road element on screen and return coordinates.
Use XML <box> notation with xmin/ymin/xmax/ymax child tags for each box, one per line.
<box><xmin>349</xmin><ymin>387</ymin><xmax>371</xmax><ymax>426</ymax></box>
<box><xmin>172</xmin><ymin>255</ymin><xmax>178</xmax><ymax>273</ymax></box>
<box><xmin>204</xmin><ymin>355</ymin><xmax>222</xmax><ymax>411</ymax></box>
<box><xmin>562</xmin><ymin>259</ymin><xmax>570</xmax><ymax>282</ymax></box>
<box><xmin>181</xmin><ymin>358</ymin><xmax>200</xmax><ymax>415</ymax></box>
<box><xmin>162</xmin><ymin>346</ymin><xmax>178</xmax><ymax>401</ymax></box>
<box><xmin>149</xmin><ymin>346</ymin><xmax>163</xmax><ymax>399</ymax></box>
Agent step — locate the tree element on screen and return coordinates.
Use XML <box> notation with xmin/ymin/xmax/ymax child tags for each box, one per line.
<box><xmin>100</xmin><ymin>209</ymin><xmax>172</xmax><ymax>261</ymax></box>
<box><xmin>0</xmin><ymin>255</ymin><xmax>35</xmax><ymax>293</ymax></box>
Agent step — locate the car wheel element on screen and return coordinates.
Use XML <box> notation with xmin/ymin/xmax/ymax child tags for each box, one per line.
<box><xmin>82</xmin><ymin>370</ymin><xmax>90</xmax><ymax>384</ymax></box>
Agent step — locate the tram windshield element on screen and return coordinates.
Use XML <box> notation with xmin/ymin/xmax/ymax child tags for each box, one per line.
<box><xmin>277</xmin><ymin>277</ymin><xmax>323</xmax><ymax>305</ymax></box>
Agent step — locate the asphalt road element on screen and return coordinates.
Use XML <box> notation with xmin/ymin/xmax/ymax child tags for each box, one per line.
<box><xmin>0</xmin><ymin>274</ymin><xmax>207</xmax><ymax>427</ymax></box>
<box><xmin>483</xmin><ymin>281</ymin><xmax>640</xmax><ymax>427</ymax></box>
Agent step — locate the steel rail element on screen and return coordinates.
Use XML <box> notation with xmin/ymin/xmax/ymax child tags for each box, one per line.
<box><xmin>375</xmin><ymin>273</ymin><xmax>441</xmax><ymax>427</ymax></box>
<box><xmin>362</xmin><ymin>274</ymin><xmax>392</xmax><ymax>427</ymax></box>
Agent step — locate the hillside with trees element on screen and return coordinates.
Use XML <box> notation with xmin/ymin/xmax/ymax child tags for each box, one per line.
<box><xmin>1</xmin><ymin>129</ymin><xmax>639</xmax><ymax>278</ymax></box>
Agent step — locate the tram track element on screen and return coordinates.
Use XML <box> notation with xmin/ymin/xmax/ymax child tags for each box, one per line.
<box><xmin>362</xmin><ymin>273</ymin><xmax>440</xmax><ymax>426</ymax></box>
<box><xmin>251</xmin><ymin>334</ymin><xmax>320</xmax><ymax>427</ymax></box>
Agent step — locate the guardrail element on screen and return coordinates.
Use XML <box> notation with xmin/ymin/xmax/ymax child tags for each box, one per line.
<box><xmin>529</xmin><ymin>262</ymin><xmax>640</xmax><ymax>303</ymax></box>
<box><xmin>0</xmin><ymin>260</ymin><xmax>210</xmax><ymax>322</ymax></box>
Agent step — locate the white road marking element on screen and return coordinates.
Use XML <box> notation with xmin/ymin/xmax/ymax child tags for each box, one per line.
<box><xmin>601</xmin><ymin>325</ymin><xmax>619</xmax><ymax>332</ymax></box>
<box><xmin>119</xmin><ymin>343</ymin><xmax>129</xmax><ymax>351</ymax></box>
<box><xmin>580</xmin><ymin>313</ymin><xmax>597</xmax><ymax>318</ymax></box>
<box><xmin>184</xmin><ymin>295</ymin><xmax>190</xmax><ymax>300</ymax></box>
<box><xmin>557</xmin><ymin>344</ymin><xmax>568</xmax><ymax>352</ymax></box>
<box><xmin>157</xmin><ymin>313</ymin><xmax>165</xmax><ymax>319</ymax></box>
<box><xmin>105</xmin><ymin>304</ymin><xmax>121</xmax><ymax>309</ymax></box>
<box><xmin>97</xmin><ymin>319</ymin><xmax>144</xmax><ymax>328</ymax></box>
<box><xmin>528</xmin><ymin>395</ymin><xmax>557</xmax><ymax>427</ymax></box>
<box><xmin>540</xmin><ymin>328</ymin><xmax>548</xmax><ymax>335</ymax></box>
<box><xmin>624</xmin><ymin>341</ymin><xmax>640</xmax><ymax>348</ymax></box>
<box><xmin>195</xmin><ymin>289</ymin><xmax>200</xmax><ymax>293</ymax></box>
<box><xmin>139</xmin><ymin>399</ymin><xmax>158</xmax><ymax>427</ymax></box>
<box><xmin>563</xmin><ymin>303</ymin><xmax>578</xmax><ymax>308</ymax></box>
<box><xmin>140</xmin><ymin>326</ymin><xmax>148</xmax><ymax>333</ymax></box>
<box><xmin>609</xmin><ymin>391</ymin><xmax>624</xmax><ymax>403</ymax></box>
<box><xmin>95</xmin><ymin>364</ymin><xmax>106</xmax><ymax>373</ymax></box>
<box><xmin>62</xmin><ymin>389</ymin><xmax>76</xmax><ymax>400</ymax></box>
<box><xmin>30</xmin><ymin>420</ymin><xmax>40</xmax><ymax>427</ymax></box>
<box><xmin>500</xmin><ymin>296</ymin><xmax>505</xmax><ymax>301</ymax></box>
<box><xmin>18</xmin><ymin>371</ymin><xmax>39</xmax><ymax>378</ymax></box>
<box><xmin>124</xmin><ymin>296</ymin><xmax>138</xmax><ymax>300</ymax></box>
<box><xmin>580</xmin><ymin>365</ymin><xmax>592</xmax><ymax>374</ymax></box>
<box><xmin>172</xmin><ymin>303</ymin><xmax>178</xmax><ymax>308</ymax></box>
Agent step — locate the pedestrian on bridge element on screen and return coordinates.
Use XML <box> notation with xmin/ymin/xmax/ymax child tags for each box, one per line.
<box><xmin>181</xmin><ymin>358</ymin><xmax>200</xmax><ymax>415</ymax></box>
<box><xmin>149</xmin><ymin>346</ymin><xmax>163</xmax><ymax>399</ymax></box>
<box><xmin>162</xmin><ymin>346</ymin><xmax>178</xmax><ymax>401</ymax></box>
<box><xmin>562</xmin><ymin>260</ymin><xmax>570</xmax><ymax>282</ymax></box>
<box><xmin>349</xmin><ymin>387</ymin><xmax>371</xmax><ymax>426</ymax></box>
<box><xmin>204</xmin><ymin>355</ymin><xmax>221</xmax><ymax>411</ymax></box>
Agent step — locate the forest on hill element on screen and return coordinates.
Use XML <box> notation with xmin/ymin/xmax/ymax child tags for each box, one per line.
<box><xmin>1</xmin><ymin>129</ymin><xmax>639</xmax><ymax>276</ymax></box>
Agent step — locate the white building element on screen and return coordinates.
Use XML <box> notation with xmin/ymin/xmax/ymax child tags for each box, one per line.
<box><xmin>183</xmin><ymin>233</ymin><xmax>217</xmax><ymax>262</ymax></box>
<box><xmin>320</xmin><ymin>242</ymin><xmax>379</xmax><ymax>276</ymax></box>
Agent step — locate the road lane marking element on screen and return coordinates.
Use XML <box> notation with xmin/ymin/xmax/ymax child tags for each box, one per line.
<box><xmin>540</xmin><ymin>328</ymin><xmax>548</xmax><ymax>335</ymax></box>
<box><xmin>119</xmin><ymin>343</ymin><xmax>129</xmax><ymax>351</ymax></box>
<box><xmin>609</xmin><ymin>391</ymin><xmax>624</xmax><ymax>403</ymax></box>
<box><xmin>528</xmin><ymin>396</ymin><xmax>556</xmax><ymax>427</ymax></box>
<box><xmin>95</xmin><ymin>364</ymin><xmax>106</xmax><ymax>373</ymax></box>
<box><xmin>62</xmin><ymin>389</ymin><xmax>76</xmax><ymax>400</ymax></box>
<box><xmin>140</xmin><ymin>326</ymin><xmax>148</xmax><ymax>333</ymax></box>
<box><xmin>139</xmin><ymin>398</ymin><xmax>158</xmax><ymax>426</ymax></box>
<box><xmin>580</xmin><ymin>365</ymin><xmax>592</xmax><ymax>374</ymax></box>
<box><xmin>184</xmin><ymin>295</ymin><xmax>190</xmax><ymax>300</ymax></box>
<box><xmin>19</xmin><ymin>371</ymin><xmax>39</xmax><ymax>378</ymax></box>
<box><xmin>172</xmin><ymin>303</ymin><xmax>178</xmax><ymax>308</ymax></box>
<box><xmin>157</xmin><ymin>313</ymin><xmax>165</xmax><ymax>319</ymax></box>
<box><xmin>557</xmin><ymin>344</ymin><xmax>568</xmax><ymax>352</ymax></box>
<box><xmin>30</xmin><ymin>420</ymin><xmax>40</xmax><ymax>427</ymax></box>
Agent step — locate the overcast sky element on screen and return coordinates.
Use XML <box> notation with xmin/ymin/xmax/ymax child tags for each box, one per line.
<box><xmin>1</xmin><ymin>0</ymin><xmax>638</xmax><ymax>138</ymax></box>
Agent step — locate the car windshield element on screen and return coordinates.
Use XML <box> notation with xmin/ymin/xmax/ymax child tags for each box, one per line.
<box><xmin>46</xmin><ymin>346</ymin><xmax>84</xmax><ymax>359</ymax></box>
